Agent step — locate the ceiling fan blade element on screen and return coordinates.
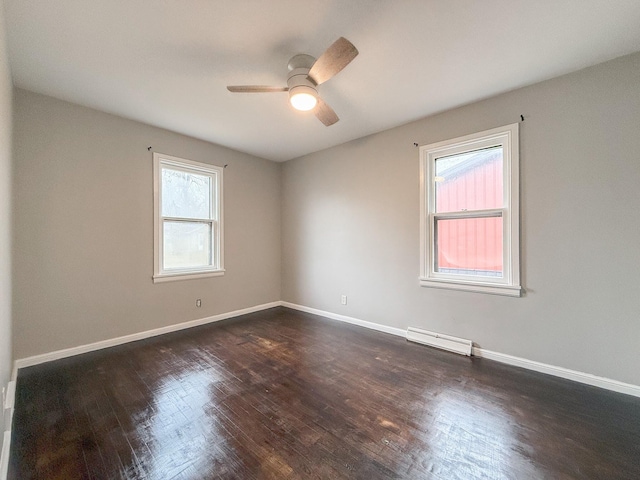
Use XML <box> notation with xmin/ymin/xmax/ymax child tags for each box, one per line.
<box><xmin>227</xmin><ymin>85</ymin><xmax>288</xmax><ymax>93</ymax></box>
<box><xmin>315</xmin><ymin>97</ymin><xmax>339</xmax><ymax>126</ymax></box>
<box><xmin>308</xmin><ymin>37</ymin><xmax>358</xmax><ymax>85</ymax></box>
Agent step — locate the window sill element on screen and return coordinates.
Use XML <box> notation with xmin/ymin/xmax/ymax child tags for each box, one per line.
<box><xmin>419</xmin><ymin>277</ymin><xmax>521</xmax><ymax>297</ymax></box>
<box><xmin>153</xmin><ymin>269</ymin><xmax>225</xmax><ymax>283</ymax></box>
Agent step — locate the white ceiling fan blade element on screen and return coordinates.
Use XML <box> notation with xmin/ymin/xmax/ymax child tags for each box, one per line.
<box><xmin>308</xmin><ymin>37</ymin><xmax>358</xmax><ymax>85</ymax></box>
<box><xmin>227</xmin><ymin>85</ymin><xmax>288</xmax><ymax>93</ymax></box>
<box><xmin>315</xmin><ymin>97</ymin><xmax>339</xmax><ymax>126</ymax></box>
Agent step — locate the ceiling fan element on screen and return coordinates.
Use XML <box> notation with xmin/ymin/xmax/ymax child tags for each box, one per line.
<box><xmin>227</xmin><ymin>37</ymin><xmax>358</xmax><ymax>126</ymax></box>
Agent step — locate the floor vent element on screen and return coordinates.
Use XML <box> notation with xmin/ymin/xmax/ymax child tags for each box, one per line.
<box><xmin>406</xmin><ymin>327</ymin><xmax>472</xmax><ymax>356</ymax></box>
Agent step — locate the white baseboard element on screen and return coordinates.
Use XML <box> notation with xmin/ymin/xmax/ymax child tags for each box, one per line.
<box><xmin>3</xmin><ymin>382</ymin><xmax>15</xmax><ymax>412</ymax></box>
<box><xmin>1</xmin><ymin>379</ymin><xmax>16</xmax><ymax>480</ymax></box>
<box><xmin>0</xmin><ymin>431</ymin><xmax>10</xmax><ymax>480</ymax></box>
<box><xmin>281</xmin><ymin>302</ymin><xmax>640</xmax><ymax>398</ymax></box>
<box><xmin>14</xmin><ymin>301</ymin><xmax>281</xmax><ymax>370</ymax></box>
<box><xmin>472</xmin><ymin>347</ymin><xmax>640</xmax><ymax>398</ymax></box>
<box><xmin>10</xmin><ymin>300</ymin><xmax>640</xmax><ymax>399</ymax></box>
<box><xmin>280</xmin><ymin>302</ymin><xmax>406</xmax><ymax>338</ymax></box>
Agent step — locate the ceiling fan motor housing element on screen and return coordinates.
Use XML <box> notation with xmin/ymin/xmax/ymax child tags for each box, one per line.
<box><xmin>287</xmin><ymin>67</ymin><xmax>318</xmax><ymax>110</ymax></box>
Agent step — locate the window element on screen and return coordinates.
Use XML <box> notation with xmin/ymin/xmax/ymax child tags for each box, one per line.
<box><xmin>419</xmin><ymin>124</ymin><xmax>521</xmax><ymax>296</ymax></box>
<box><xmin>153</xmin><ymin>153</ymin><xmax>223</xmax><ymax>282</ymax></box>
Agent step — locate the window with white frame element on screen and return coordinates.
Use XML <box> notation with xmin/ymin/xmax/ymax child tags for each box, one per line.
<box><xmin>419</xmin><ymin>124</ymin><xmax>521</xmax><ymax>296</ymax></box>
<box><xmin>153</xmin><ymin>153</ymin><xmax>223</xmax><ymax>283</ymax></box>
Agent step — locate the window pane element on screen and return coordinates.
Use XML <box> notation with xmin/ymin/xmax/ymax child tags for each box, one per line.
<box><xmin>163</xmin><ymin>221</ymin><xmax>212</xmax><ymax>270</ymax></box>
<box><xmin>435</xmin><ymin>216</ymin><xmax>503</xmax><ymax>277</ymax></box>
<box><xmin>161</xmin><ymin>168</ymin><xmax>211</xmax><ymax>219</ymax></box>
<box><xmin>435</xmin><ymin>146</ymin><xmax>503</xmax><ymax>213</ymax></box>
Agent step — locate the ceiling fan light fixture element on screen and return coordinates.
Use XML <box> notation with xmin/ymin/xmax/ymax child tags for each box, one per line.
<box><xmin>289</xmin><ymin>85</ymin><xmax>317</xmax><ymax>111</ymax></box>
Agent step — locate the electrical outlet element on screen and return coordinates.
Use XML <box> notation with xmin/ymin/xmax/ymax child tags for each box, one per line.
<box><xmin>196</xmin><ymin>299</ymin><xmax>202</xmax><ymax>308</ymax></box>
<box><xmin>341</xmin><ymin>295</ymin><xmax>347</xmax><ymax>305</ymax></box>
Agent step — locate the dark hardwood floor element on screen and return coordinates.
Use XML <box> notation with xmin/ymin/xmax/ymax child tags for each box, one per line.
<box><xmin>9</xmin><ymin>307</ymin><xmax>640</xmax><ymax>479</ymax></box>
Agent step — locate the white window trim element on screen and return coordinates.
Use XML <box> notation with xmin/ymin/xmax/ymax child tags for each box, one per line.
<box><xmin>153</xmin><ymin>152</ymin><xmax>224</xmax><ymax>283</ymax></box>
<box><xmin>419</xmin><ymin>124</ymin><xmax>521</xmax><ymax>297</ymax></box>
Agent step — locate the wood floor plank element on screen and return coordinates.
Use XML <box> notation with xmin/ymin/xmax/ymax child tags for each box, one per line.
<box><xmin>8</xmin><ymin>307</ymin><xmax>640</xmax><ymax>479</ymax></box>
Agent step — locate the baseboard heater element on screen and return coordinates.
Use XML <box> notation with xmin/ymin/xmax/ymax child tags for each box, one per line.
<box><xmin>406</xmin><ymin>327</ymin><xmax>473</xmax><ymax>356</ymax></box>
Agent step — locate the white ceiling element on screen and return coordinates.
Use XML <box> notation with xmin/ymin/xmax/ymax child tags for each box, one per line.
<box><xmin>5</xmin><ymin>1</ymin><xmax>640</xmax><ymax>162</ymax></box>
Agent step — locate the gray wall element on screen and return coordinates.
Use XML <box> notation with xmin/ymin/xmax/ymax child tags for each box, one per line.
<box><xmin>11</xmin><ymin>52</ymin><xmax>640</xmax><ymax>388</ymax></box>
<box><xmin>0</xmin><ymin>0</ymin><xmax>13</xmax><ymax>448</ymax></box>
<box><xmin>282</xmin><ymin>52</ymin><xmax>640</xmax><ymax>386</ymax></box>
<box><xmin>13</xmin><ymin>89</ymin><xmax>281</xmax><ymax>358</ymax></box>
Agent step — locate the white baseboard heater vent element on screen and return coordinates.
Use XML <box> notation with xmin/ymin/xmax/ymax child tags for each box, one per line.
<box><xmin>406</xmin><ymin>327</ymin><xmax>473</xmax><ymax>356</ymax></box>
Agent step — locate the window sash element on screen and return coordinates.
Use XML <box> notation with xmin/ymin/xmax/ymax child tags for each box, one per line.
<box><xmin>434</xmin><ymin>145</ymin><xmax>505</xmax><ymax>214</ymax></box>
<box><xmin>160</xmin><ymin>218</ymin><xmax>217</xmax><ymax>272</ymax></box>
<box><xmin>160</xmin><ymin>165</ymin><xmax>217</xmax><ymax>221</ymax></box>
<box><xmin>429</xmin><ymin>210</ymin><xmax>508</xmax><ymax>284</ymax></box>
<box><xmin>431</xmin><ymin>208</ymin><xmax>505</xmax><ymax>221</ymax></box>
